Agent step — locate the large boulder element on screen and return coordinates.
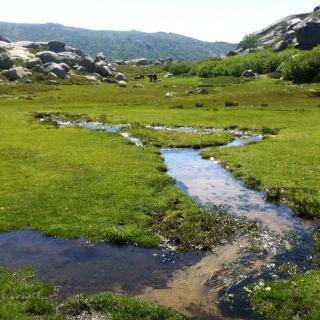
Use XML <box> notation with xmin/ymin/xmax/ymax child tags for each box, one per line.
<box><xmin>58</xmin><ymin>52</ymin><xmax>81</xmax><ymax>65</ymax></box>
<box><xmin>0</xmin><ymin>51</ymin><xmax>13</xmax><ymax>69</ymax></box>
<box><xmin>79</xmin><ymin>56</ymin><xmax>96</xmax><ymax>73</ymax></box>
<box><xmin>3</xmin><ymin>66</ymin><xmax>31</xmax><ymax>81</ymax></box>
<box><xmin>0</xmin><ymin>35</ymin><xmax>10</xmax><ymax>43</ymax></box>
<box><xmin>48</xmin><ymin>40</ymin><xmax>66</xmax><ymax>52</ymax></box>
<box><xmin>134</xmin><ymin>58</ymin><xmax>150</xmax><ymax>66</ymax></box>
<box><xmin>26</xmin><ymin>57</ymin><xmax>42</xmax><ymax>69</ymax></box>
<box><xmin>115</xmin><ymin>72</ymin><xmax>127</xmax><ymax>81</ymax></box>
<box><xmin>95</xmin><ymin>61</ymin><xmax>113</xmax><ymax>76</ymax></box>
<box><xmin>36</xmin><ymin>51</ymin><xmax>63</xmax><ymax>64</ymax></box>
<box><xmin>40</xmin><ymin>62</ymin><xmax>66</xmax><ymax>79</ymax></box>
<box><xmin>314</xmin><ymin>5</ymin><xmax>320</xmax><ymax>14</ymax></box>
<box><xmin>295</xmin><ymin>20</ymin><xmax>320</xmax><ymax>49</ymax></box>
<box><xmin>242</xmin><ymin>69</ymin><xmax>256</xmax><ymax>77</ymax></box>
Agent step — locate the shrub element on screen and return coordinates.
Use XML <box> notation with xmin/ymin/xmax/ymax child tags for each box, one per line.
<box><xmin>239</xmin><ymin>34</ymin><xmax>259</xmax><ymax>49</ymax></box>
<box><xmin>163</xmin><ymin>62</ymin><xmax>194</xmax><ymax>75</ymax></box>
<box><xmin>282</xmin><ymin>46</ymin><xmax>320</xmax><ymax>83</ymax></box>
<box><xmin>225</xmin><ymin>101</ymin><xmax>239</xmax><ymax>107</ymax></box>
<box><xmin>197</xmin><ymin>49</ymin><xmax>296</xmax><ymax>78</ymax></box>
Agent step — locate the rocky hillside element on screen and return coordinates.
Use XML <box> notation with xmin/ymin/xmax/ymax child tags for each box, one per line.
<box><xmin>0</xmin><ymin>38</ymin><xmax>129</xmax><ymax>85</ymax></box>
<box><xmin>236</xmin><ymin>5</ymin><xmax>320</xmax><ymax>53</ymax></box>
<box><xmin>0</xmin><ymin>22</ymin><xmax>236</xmax><ymax>61</ymax></box>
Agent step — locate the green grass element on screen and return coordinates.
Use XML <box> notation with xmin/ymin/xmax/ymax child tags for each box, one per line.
<box><xmin>1</xmin><ymin>70</ymin><xmax>320</xmax><ymax>319</ymax></box>
<box><xmin>250</xmin><ymin>271</ymin><xmax>320</xmax><ymax>319</ymax></box>
<box><xmin>63</xmin><ymin>293</ymin><xmax>184</xmax><ymax>320</ymax></box>
<box><xmin>0</xmin><ymin>268</ymin><xmax>183</xmax><ymax>320</ymax></box>
<box><xmin>0</xmin><ymin>268</ymin><xmax>62</xmax><ymax>320</ymax></box>
<box><xmin>123</xmin><ymin>127</ymin><xmax>234</xmax><ymax>148</ymax></box>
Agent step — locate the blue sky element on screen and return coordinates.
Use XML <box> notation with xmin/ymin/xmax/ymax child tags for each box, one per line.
<box><xmin>1</xmin><ymin>0</ymin><xmax>319</xmax><ymax>42</ymax></box>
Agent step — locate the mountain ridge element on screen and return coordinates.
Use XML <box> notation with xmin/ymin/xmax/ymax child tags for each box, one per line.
<box><xmin>0</xmin><ymin>21</ymin><xmax>237</xmax><ymax>61</ymax></box>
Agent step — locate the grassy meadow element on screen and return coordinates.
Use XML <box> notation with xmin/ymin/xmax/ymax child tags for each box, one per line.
<box><xmin>1</xmin><ymin>66</ymin><xmax>320</xmax><ymax>318</ymax></box>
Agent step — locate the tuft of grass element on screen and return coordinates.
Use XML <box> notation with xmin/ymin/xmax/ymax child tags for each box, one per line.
<box><xmin>250</xmin><ymin>271</ymin><xmax>320</xmax><ymax>320</ymax></box>
<box><xmin>123</xmin><ymin>128</ymin><xmax>234</xmax><ymax>149</ymax></box>
<box><xmin>0</xmin><ymin>267</ymin><xmax>184</xmax><ymax>320</ymax></box>
<box><xmin>0</xmin><ymin>267</ymin><xmax>62</xmax><ymax>319</ymax></box>
<box><xmin>63</xmin><ymin>293</ymin><xmax>184</xmax><ymax>320</ymax></box>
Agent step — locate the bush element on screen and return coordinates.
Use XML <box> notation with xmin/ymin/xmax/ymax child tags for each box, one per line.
<box><xmin>197</xmin><ymin>49</ymin><xmax>297</xmax><ymax>78</ymax></box>
<box><xmin>282</xmin><ymin>46</ymin><xmax>320</xmax><ymax>83</ymax></box>
<box><xmin>225</xmin><ymin>101</ymin><xmax>239</xmax><ymax>107</ymax></box>
<box><xmin>163</xmin><ymin>62</ymin><xmax>194</xmax><ymax>75</ymax></box>
<box><xmin>239</xmin><ymin>34</ymin><xmax>259</xmax><ymax>49</ymax></box>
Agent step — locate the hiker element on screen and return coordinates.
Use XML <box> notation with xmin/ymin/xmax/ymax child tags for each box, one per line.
<box><xmin>153</xmin><ymin>73</ymin><xmax>158</xmax><ymax>82</ymax></box>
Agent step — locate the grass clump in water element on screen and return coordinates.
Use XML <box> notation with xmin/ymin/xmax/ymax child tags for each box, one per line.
<box><xmin>123</xmin><ymin>127</ymin><xmax>234</xmax><ymax>149</ymax></box>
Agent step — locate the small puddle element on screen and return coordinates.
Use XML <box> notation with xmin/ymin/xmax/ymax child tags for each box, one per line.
<box><xmin>0</xmin><ymin>120</ymin><xmax>315</xmax><ymax>319</ymax></box>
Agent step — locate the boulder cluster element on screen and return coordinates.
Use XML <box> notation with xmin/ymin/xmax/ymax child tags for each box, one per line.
<box><xmin>115</xmin><ymin>57</ymin><xmax>174</xmax><ymax>66</ymax></box>
<box><xmin>230</xmin><ymin>5</ymin><xmax>320</xmax><ymax>55</ymax></box>
<box><xmin>0</xmin><ymin>38</ymin><xmax>127</xmax><ymax>84</ymax></box>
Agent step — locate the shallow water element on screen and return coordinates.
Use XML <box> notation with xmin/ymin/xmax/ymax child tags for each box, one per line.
<box><xmin>0</xmin><ymin>122</ymin><xmax>315</xmax><ymax>319</ymax></box>
<box><xmin>0</xmin><ymin>230</ymin><xmax>203</xmax><ymax>300</ymax></box>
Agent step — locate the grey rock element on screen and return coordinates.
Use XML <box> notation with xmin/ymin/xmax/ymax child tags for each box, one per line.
<box><xmin>36</xmin><ymin>51</ymin><xmax>63</xmax><ymax>64</ymax></box>
<box><xmin>133</xmin><ymin>84</ymin><xmax>145</xmax><ymax>88</ymax></box>
<box><xmin>48</xmin><ymin>40</ymin><xmax>66</xmax><ymax>52</ymax></box>
<box><xmin>25</xmin><ymin>79</ymin><xmax>33</xmax><ymax>84</ymax></box>
<box><xmin>48</xmin><ymin>80</ymin><xmax>59</xmax><ymax>85</ymax></box>
<box><xmin>314</xmin><ymin>5</ymin><xmax>320</xmax><ymax>14</ymax></box>
<box><xmin>165</xmin><ymin>91</ymin><xmax>176</xmax><ymax>98</ymax></box>
<box><xmin>58</xmin><ymin>52</ymin><xmax>81</xmax><ymax>65</ymax></box>
<box><xmin>26</xmin><ymin>58</ymin><xmax>42</xmax><ymax>69</ymax></box>
<box><xmin>23</xmin><ymin>42</ymin><xmax>41</xmax><ymax>49</ymax></box>
<box><xmin>79</xmin><ymin>56</ymin><xmax>95</xmax><ymax>73</ymax></box>
<box><xmin>115</xmin><ymin>72</ymin><xmax>127</xmax><ymax>81</ymax></box>
<box><xmin>118</xmin><ymin>80</ymin><xmax>127</xmax><ymax>87</ymax></box>
<box><xmin>95</xmin><ymin>61</ymin><xmax>113</xmax><ymax>76</ymax></box>
<box><xmin>134</xmin><ymin>58</ymin><xmax>150</xmax><ymax>66</ymax></box>
<box><xmin>59</xmin><ymin>63</ymin><xmax>70</xmax><ymax>72</ymax></box>
<box><xmin>274</xmin><ymin>40</ymin><xmax>288</xmax><ymax>52</ymax></box>
<box><xmin>40</xmin><ymin>62</ymin><xmax>66</xmax><ymax>79</ymax></box>
<box><xmin>295</xmin><ymin>20</ymin><xmax>320</xmax><ymax>49</ymax></box>
<box><xmin>102</xmin><ymin>77</ymin><xmax>117</xmax><ymax>84</ymax></box>
<box><xmin>242</xmin><ymin>69</ymin><xmax>256</xmax><ymax>77</ymax></box>
<box><xmin>196</xmin><ymin>87</ymin><xmax>208</xmax><ymax>94</ymax></box>
<box><xmin>0</xmin><ymin>35</ymin><xmax>10</xmax><ymax>43</ymax></box>
<box><xmin>94</xmin><ymin>52</ymin><xmax>106</xmax><ymax>63</ymax></box>
<box><xmin>3</xmin><ymin>66</ymin><xmax>31</xmax><ymax>81</ymax></box>
<box><xmin>0</xmin><ymin>51</ymin><xmax>13</xmax><ymax>69</ymax></box>
<box><xmin>76</xmin><ymin>65</ymin><xmax>88</xmax><ymax>73</ymax></box>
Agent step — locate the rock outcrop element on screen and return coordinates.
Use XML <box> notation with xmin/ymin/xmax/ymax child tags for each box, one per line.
<box><xmin>235</xmin><ymin>5</ymin><xmax>320</xmax><ymax>53</ymax></box>
<box><xmin>0</xmin><ymin>38</ymin><xmax>127</xmax><ymax>83</ymax></box>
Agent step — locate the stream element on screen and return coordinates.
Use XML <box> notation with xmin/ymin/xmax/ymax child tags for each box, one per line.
<box><xmin>0</xmin><ymin>121</ymin><xmax>315</xmax><ymax>319</ymax></box>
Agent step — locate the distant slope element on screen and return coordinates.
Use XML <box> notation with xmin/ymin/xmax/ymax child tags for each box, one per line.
<box><xmin>0</xmin><ymin>22</ymin><xmax>237</xmax><ymax>61</ymax></box>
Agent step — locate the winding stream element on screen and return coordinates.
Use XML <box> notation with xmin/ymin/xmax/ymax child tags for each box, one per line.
<box><xmin>0</xmin><ymin>121</ymin><xmax>315</xmax><ymax>319</ymax></box>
